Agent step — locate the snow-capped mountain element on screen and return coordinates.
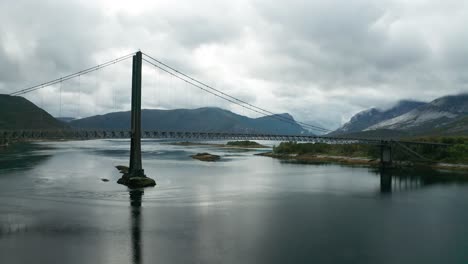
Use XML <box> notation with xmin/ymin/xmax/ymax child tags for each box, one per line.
<box><xmin>367</xmin><ymin>94</ymin><xmax>468</xmax><ymax>133</ymax></box>
<box><xmin>331</xmin><ymin>100</ymin><xmax>425</xmax><ymax>135</ymax></box>
<box><xmin>331</xmin><ymin>93</ymin><xmax>468</xmax><ymax>136</ymax></box>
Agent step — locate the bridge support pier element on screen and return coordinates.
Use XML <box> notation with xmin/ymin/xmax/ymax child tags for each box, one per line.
<box><xmin>118</xmin><ymin>51</ymin><xmax>156</xmax><ymax>188</ymax></box>
<box><xmin>129</xmin><ymin>51</ymin><xmax>145</xmax><ymax>178</ymax></box>
<box><xmin>379</xmin><ymin>142</ymin><xmax>394</xmax><ymax>193</ymax></box>
<box><xmin>380</xmin><ymin>141</ymin><xmax>393</xmax><ymax>168</ymax></box>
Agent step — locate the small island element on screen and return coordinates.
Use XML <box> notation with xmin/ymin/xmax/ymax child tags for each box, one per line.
<box><xmin>225</xmin><ymin>141</ymin><xmax>267</xmax><ymax>148</ymax></box>
<box><xmin>191</xmin><ymin>153</ymin><xmax>221</xmax><ymax>162</ymax></box>
<box><xmin>169</xmin><ymin>140</ymin><xmax>268</xmax><ymax>149</ymax></box>
<box><xmin>258</xmin><ymin>142</ymin><xmax>379</xmax><ymax>166</ymax></box>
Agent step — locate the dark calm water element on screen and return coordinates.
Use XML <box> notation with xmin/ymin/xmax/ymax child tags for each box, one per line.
<box><xmin>1</xmin><ymin>140</ymin><xmax>468</xmax><ymax>264</ymax></box>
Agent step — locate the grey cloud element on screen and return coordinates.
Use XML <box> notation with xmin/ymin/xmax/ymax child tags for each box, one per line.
<box><xmin>0</xmin><ymin>0</ymin><xmax>104</xmax><ymax>90</ymax></box>
<box><xmin>1</xmin><ymin>0</ymin><xmax>467</xmax><ymax>130</ymax></box>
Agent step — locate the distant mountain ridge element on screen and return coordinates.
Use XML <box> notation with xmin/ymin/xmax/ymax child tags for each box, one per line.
<box><xmin>331</xmin><ymin>93</ymin><xmax>468</xmax><ymax>137</ymax></box>
<box><xmin>331</xmin><ymin>100</ymin><xmax>425</xmax><ymax>135</ymax></box>
<box><xmin>367</xmin><ymin>94</ymin><xmax>468</xmax><ymax>132</ymax></box>
<box><xmin>0</xmin><ymin>94</ymin><xmax>66</xmax><ymax>130</ymax></box>
<box><xmin>70</xmin><ymin>107</ymin><xmax>309</xmax><ymax>135</ymax></box>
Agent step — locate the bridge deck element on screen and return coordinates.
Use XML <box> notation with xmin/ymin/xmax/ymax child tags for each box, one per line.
<box><xmin>0</xmin><ymin>129</ymin><xmax>450</xmax><ymax>147</ymax></box>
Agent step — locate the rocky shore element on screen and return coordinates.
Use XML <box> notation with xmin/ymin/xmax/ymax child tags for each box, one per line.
<box><xmin>257</xmin><ymin>152</ymin><xmax>468</xmax><ymax>171</ymax></box>
<box><xmin>256</xmin><ymin>152</ymin><xmax>379</xmax><ymax>166</ymax></box>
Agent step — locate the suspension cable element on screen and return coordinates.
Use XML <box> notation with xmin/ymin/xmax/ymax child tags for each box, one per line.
<box><xmin>9</xmin><ymin>52</ymin><xmax>137</xmax><ymax>96</ymax></box>
<box><xmin>142</xmin><ymin>58</ymin><xmax>327</xmax><ymax>133</ymax></box>
<box><xmin>8</xmin><ymin>50</ymin><xmax>329</xmax><ymax>133</ymax></box>
<box><xmin>142</xmin><ymin>52</ymin><xmax>330</xmax><ymax>133</ymax></box>
<box><xmin>142</xmin><ymin>53</ymin><xmax>330</xmax><ymax>133</ymax></box>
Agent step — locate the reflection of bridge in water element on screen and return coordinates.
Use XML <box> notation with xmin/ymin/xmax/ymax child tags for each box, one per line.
<box><xmin>380</xmin><ymin>169</ymin><xmax>423</xmax><ymax>193</ymax></box>
<box><xmin>379</xmin><ymin>168</ymin><xmax>468</xmax><ymax>194</ymax></box>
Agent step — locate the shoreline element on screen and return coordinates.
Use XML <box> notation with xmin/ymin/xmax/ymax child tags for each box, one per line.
<box><xmin>257</xmin><ymin>152</ymin><xmax>468</xmax><ymax>172</ymax></box>
<box><xmin>3</xmin><ymin>139</ymin><xmax>467</xmax><ymax>172</ymax></box>
<box><xmin>0</xmin><ymin>138</ymin><xmax>76</xmax><ymax>150</ymax></box>
<box><xmin>256</xmin><ymin>152</ymin><xmax>380</xmax><ymax>166</ymax></box>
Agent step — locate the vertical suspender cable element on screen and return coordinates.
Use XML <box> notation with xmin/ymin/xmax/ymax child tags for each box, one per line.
<box><xmin>94</xmin><ymin>68</ymin><xmax>98</xmax><ymax>115</ymax></box>
<box><xmin>78</xmin><ymin>75</ymin><xmax>81</xmax><ymax>119</ymax></box>
<box><xmin>59</xmin><ymin>79</ymin><xmax>62</xmax><ymax>118</ymax></box>
<box><xmin>153</xmin><ymin>68</ymin><xmax>157</xmax><ymax>108</ymax></box>
<box><xmin>112</xmin><ymin>75</ymin><xmax>115</xmax><ymax>113</ymax></box>
<box><xmin>78</xmin><ymin>75</ymin><xmax>81</xmax><ymax>130</ymax></box>
<box><xmin>40</xmin><ymin>89</ymin><xmax>44</xmax><ymax>127</ymax></box>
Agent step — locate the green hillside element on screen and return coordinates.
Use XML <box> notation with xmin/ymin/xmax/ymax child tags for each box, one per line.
<box><xmin>70</xmin><ymin>107</ymin><xmax>309</xmax><ymax>135</ymax></box>
<box><xmin>0</xmin><ymin>94</ymin><xmax>66</xmax><ymax>130</ymax></box>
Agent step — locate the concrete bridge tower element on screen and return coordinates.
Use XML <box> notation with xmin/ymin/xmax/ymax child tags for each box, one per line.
<box><xmin>118</xmin><ymin>51</ymin><xmax>156</xmax><ymax>187</ymax></box>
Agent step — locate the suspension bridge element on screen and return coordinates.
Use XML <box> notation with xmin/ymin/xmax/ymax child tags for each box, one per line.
<box><xmin>1</xmin><ymin>51</ymin><xmax>449</xmax><ymax>183</ymax></box>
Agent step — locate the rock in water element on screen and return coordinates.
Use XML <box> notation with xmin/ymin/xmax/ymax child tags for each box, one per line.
<box><xmin>101</xmin><ymin>178</ymin><xmax>109</xmax><ymax>182</ymax></box>
<box><xmin>191</xmin><ymin>153</ymin><xmax>221</xmax><ymax>162</ymax></box>
<box><xmin>117</xmin><ymin>174</ymin><xmax>156</xmax><ymax>188</ymax></box>
<box><xmin>127</xmin><ymin>177</ymin><xmax>156</xmax><ymax>188</ymax></box>
<box><xmin>115</xmin><ymin>165</ymin><xmax>129</xmax><ymax>174</ymax></box>
<box><xmin>115</xmin><ymin>165</ymin><xmax>156</xmax><ymax>188</ymax></box>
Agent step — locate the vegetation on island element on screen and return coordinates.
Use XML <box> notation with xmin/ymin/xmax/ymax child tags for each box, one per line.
<box><xmin>272</xmin><ymin>136</ymin><xmax>468</xmax><ymax>165</ymax></box>
<box><xmin>170</xmin><ymin>141</ymin><xmax>218</xmax><ymax>146</ymax></box>
<box><xmin>226</xmin><ymin>141</ymin><xmax>266</xmax><ymax>148</ymax></box>
<box><xmin>273</xmin><ymin>142</ymin><xmax>377</xmax><ymax>158</ymax></box>
<box><xmin>169</xmin><ymin>140</ymin><xmax>267</xmax><ymax>148</ymax></box>
<box><xmin>191</xmin><ymin>153</ymin><xmax>221</xmax><ymax>162</ymax></box>
<box><xmin>407</xmin><ymin>136</ymin><xmax>468</xmax><ymax>164</ymax></box>
<box><xmin>259</xmin><ymin>142</ymin><xmax>380</xmax><ymax>166</ymax></box>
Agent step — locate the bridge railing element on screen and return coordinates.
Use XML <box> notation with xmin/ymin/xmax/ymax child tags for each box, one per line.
<box><xmin>0</xmin><ymin>129</ymin><xmax>394</xmax><ymax>144</ymax></box>
<box><xmin>0</xmin><ymin>129</ymin><xmax>452</xmax><ymax>149</ymax></box>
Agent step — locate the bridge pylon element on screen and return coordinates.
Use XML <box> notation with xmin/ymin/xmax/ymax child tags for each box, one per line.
<box><xmin>129</xmin><ymin>51</ymin><xmax>145</xmax><ymax>178</ymax></box>
<box><xmin>118</xmin><ymin>51</ymin><xmax>156</xmax><ymax>188</ymax></box>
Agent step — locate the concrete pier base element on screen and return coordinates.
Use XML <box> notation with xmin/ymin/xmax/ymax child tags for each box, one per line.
<box><xmin>380</xmin><ymin>142</ymin><xmax>393</xmax><ymax>168</ymax></box>
<box><xmin>116</xmin><ymin>165</ymin><xmax>156</xmax><ymax>188</ymax></box>
<box><xmin>117</xmin><ymin>174</ymin><xmax>156</xmax><ymax>188</ymax></box>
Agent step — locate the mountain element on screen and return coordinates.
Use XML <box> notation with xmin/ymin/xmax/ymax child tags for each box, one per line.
<box><xmin>428</xmin><ymin>115</ymin><xmax>468</xmax><ymax>135</ymax></box>
<box><xmin>367</xmin><ymin>94</ymin><xmax>468</xmax><ymax>134</ymax></box>
<box><xmin>331</xmin><ymin>100</ymin><xmax>425</xmax><ymax>135</ymax></box>
<box><xmin>70</xmin><ymin>107</ymin><xmax>309</xmax><ymax>135</ymax></box>
<box><xmin>0</xmin><ymin>94</ymin><xmax>66</xmax><ymax>130</ymax></box>
<box><xmin>57</xmin><ymin>117</ymin><xmax>76</xmax><ymax>123</ymax></box>
<box><xmin>331</xmin><ymin>93</ymin><xmax>468</xmax><ymax>137</ymax></box>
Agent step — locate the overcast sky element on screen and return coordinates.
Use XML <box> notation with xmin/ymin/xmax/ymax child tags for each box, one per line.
<box><xmin>1</xmin><ymin>0</ymin><xmax>467</xmax><ymax>130</ymax></box>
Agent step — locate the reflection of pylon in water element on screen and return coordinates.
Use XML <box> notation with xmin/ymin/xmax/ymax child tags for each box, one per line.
<box><xmin>129</xmin><ymin>189</ymin><xmax>143</xmax><ymax>264</ymax></box>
